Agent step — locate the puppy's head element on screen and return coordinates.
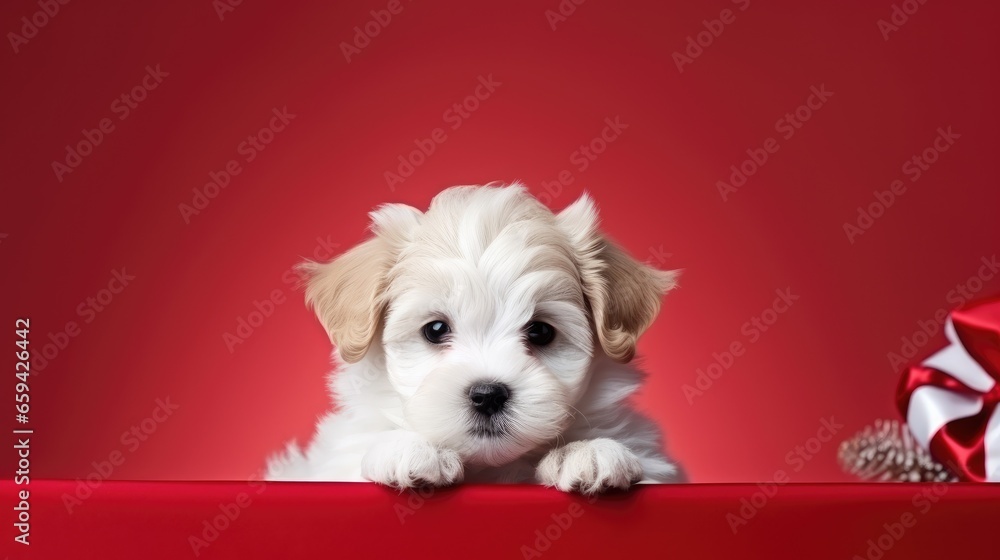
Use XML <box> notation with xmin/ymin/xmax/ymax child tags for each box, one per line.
<box><xmin>302</xmin><ymin>184</ymin><xmax>676</xmax><ymax>466</ymax></box>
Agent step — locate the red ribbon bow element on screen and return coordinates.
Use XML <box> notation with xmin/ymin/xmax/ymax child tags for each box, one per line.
<box><xmin>896</xmin><ymin>296</ymin><xmax>1000</xmax><ymax>482</ymax></box>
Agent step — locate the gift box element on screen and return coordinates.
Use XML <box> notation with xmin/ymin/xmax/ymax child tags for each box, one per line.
<box><xmin>897</xmin><ymin>297</ymin><xmax>1000</xmax><ymax>482</ymax></box>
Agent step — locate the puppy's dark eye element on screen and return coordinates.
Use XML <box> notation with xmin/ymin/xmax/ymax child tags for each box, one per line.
<box><xmin>525</xmin><ymin>321</ymin><xmax>555</xmax><ymax>346</ymax></box>
<box><xmin>422</xmin><ymin>321</ymin><xmax>450</xmax><ymax>344</ymax></box>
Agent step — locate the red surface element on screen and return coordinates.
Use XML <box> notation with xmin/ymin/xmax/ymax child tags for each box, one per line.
<box><xmin>4</xmin><ymin>480</ymin><xmax>1000</xmax><ymax>559</ymax></box>
<box><xmin>2</xmin><ymin>0</ymin><xmax>1000</xmax><ymax>485</ymax></box>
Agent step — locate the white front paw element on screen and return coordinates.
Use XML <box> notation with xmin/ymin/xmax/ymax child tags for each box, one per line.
<box><xmin>536</xmin><ymin>438</ymin><xmax>643</xmax><ymax>494</ymax></box>
<box><xmin>361</xmin><ymin>431</ymin><xmax>464</xmax><ymax>489</ymax></box>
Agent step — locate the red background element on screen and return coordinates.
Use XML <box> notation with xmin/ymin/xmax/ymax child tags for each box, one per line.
<box><xmin>2</xmin><ymin>0</ymin><xmax>999</xmax><ymax>485</ymax></box>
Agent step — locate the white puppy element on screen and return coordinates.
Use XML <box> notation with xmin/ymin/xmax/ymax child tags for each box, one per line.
<box><xmin>266</xmin><ymin>184</ymin><xmax>682</xmax><ymax>493</ymax></box>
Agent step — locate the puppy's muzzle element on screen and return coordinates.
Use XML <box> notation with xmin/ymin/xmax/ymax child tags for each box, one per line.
<box><xmin>468</xmin><ymin>382</ymin><xmax>510</xmax><ymax>417</ymax></box>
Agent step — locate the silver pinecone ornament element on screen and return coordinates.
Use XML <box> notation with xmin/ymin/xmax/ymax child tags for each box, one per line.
<box><xmin>838</xmin><ymin>419</ymin><xmax>958</xmax><ymax>482</ymax></box>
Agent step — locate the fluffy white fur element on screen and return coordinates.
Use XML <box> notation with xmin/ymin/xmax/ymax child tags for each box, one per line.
<box><xmin>266</xmin><ymin>184</ymin><xmax>682</xmax><ymax>493</ymax></box>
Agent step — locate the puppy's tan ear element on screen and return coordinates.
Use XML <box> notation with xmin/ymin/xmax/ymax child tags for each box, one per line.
<box><xmin>299</xmin><ymin>203</ymin><xmax>421</xmax><ymax>363</ymax></box>
<box><xmin>557</xmin><ymin>194</ymin><xmax>678</xmax><ymax>363</ymax></box>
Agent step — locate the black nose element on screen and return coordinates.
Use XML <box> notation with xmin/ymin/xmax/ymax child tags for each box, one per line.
<box><xmin>469</xmin><ymin>383</ymin><xmax>510</xmax><ymax>416</ymax></box>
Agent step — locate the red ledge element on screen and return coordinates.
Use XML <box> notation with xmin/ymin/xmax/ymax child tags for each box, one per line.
<box><xmin>4</xmin><ymin>480</ymin><xmax>999</xmax><ymax>559</ymax></box>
